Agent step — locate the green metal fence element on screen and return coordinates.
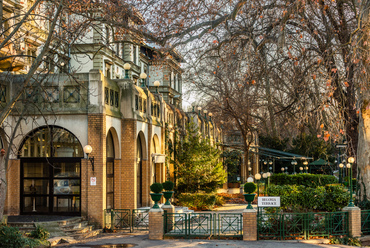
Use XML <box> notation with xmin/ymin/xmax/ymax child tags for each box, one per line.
<box><xmin>361</xmin><ymin>210</ymin><xmax>370</xmax><ymax>235</ymax></box>
<box><xmin>257</xmin><ymin>211</ymin><xmax>348</xmax><ymax>240</ymax></box>
<box><xmin>104</xmin><ymin>209</ymin><xmax>149</xmax><ymax>232</ymax></box>
<box><xmin>163</xmin><ymin>212</ymin><xmax>242</xmax><ymax>239</ymax></box>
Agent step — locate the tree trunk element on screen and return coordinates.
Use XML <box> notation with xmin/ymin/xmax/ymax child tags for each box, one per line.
<box><xmin>0</xmin><ymin>153</ymin><xmax>6</xmax><ymax>222</ymax></box>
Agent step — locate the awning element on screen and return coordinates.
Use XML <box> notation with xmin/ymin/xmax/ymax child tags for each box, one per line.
<box><xmin>151</xmin><ymin>153</ymin><xmax>166</xmax><ymax>163</ymax></box>
<box><xmin>249</xmin><ymin>146</ymin><xmax>313</xmax><ymax>161</ymax></box>
<box><xmin>308</xmin><ymin>158</ymin><xmax>332</xmax><ymax>166</ymax></box>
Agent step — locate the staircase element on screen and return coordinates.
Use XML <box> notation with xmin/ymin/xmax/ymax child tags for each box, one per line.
<box><xmin>8</xmin><ymin>217</ymin><xmax>101</xmax><ymax>245</ymax></box>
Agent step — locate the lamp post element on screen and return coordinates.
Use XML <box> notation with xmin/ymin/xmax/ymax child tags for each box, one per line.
<box><xmin>285</xmin><ymin>167</ymin><xmax>288</xmax><ymax>174</ymax></box>
<box><xmin>140</xmin><ymin>72</ymin><xmax>147</xmax><ymax>88</ymax></box>
<box><xmin>123</xmin><ymin>63</ymin><xmax>131</xmax><ymax>79</ymax></box>
<box><xmin>303</xmin><ymin>161</ymin><xmax>308</xmax><ymax>173</ymax></box>
<box><xmin>255</xmin><ymin>173</ymin><xmax>261</xmax><ymax>197</ymax></box>
<box><xmin>299</xmin><ymin>167</ymin><xmax>303</xmax><ymax>174</ymax></box>
<box><xmin>197</xmin><ymin>106</ymin><xmax>202</xmax><ymax>115</ymax></box>
<box><xmin>248</xmin><ymin>166</ymin><xmax>252</xmax><ymax>176</ymax></box>
<box><xmin>291</xmin><ymin>160</ymin><xmax>297</xmax><ymax>174</ymax></box>
<box><xmin>339</xmin><ymin>163</ymin><xmax>344</xmax><ymax>184</ymax></box>
<box><xmin>153</xmin><ymin>81</ymin><xmax>160</xmax><ymax>93</ymax></box>
<box><xmin>347</xmin><ymin>157</ymin><xmax>355</xmax><ymax>207</ymax></box>
<box><xmin>281</xmin><ymin>167</ymin><xmax>285</xmax><ymax>174</ymax></box>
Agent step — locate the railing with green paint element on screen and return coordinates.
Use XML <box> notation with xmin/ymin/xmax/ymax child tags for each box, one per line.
<box><xmin>163</xmin><ymin>212</ymin><xmax>242</xmax><ymax>239</ymax></box>
<box><xmin>361</xmin><ymin>210</ymin><xmax>370</xmax><ymax>235</ymax></box>
<box><xmin>104</xmin><ymin>209</ymin><xmax>149</xmax><ymax>232</ymax></box>
<box><xmin>257</xmin><ymin>211</ymin><xmax>348</xmax><ymax>240</ymax></box>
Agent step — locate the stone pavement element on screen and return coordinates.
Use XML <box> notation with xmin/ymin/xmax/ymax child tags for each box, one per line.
<box><xmin>57</xmin><ymin>233</ymin><xmax>361</xmax><ymax>248</ymax></box>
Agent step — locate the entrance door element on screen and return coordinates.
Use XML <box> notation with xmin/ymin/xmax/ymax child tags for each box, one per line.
<box><xmin>21</xmin><ymin>158</ymin><xmax>81</xmax><ymax>215</ymax></box>
<box><xmin>19</xmin><ymin>126</ymin><xmax>83</xmax><ymax>215</ymax></box>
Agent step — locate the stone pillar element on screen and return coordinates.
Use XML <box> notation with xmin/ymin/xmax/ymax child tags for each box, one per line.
<box><xmin>162</xmin><ymin>205</ymin><xmax>175</xmax><ymax>232</ymax></box>
<box><xmin>149</xmin><ymin>208</ymin><xmax>164</xmax><ymax>240</ymax></box>
<box><xmin>243</xmin><ymin>209</ymin><xmax>257</xmax><ymax>241</ymax></box>
<box><xmin>343</xmin><ymin>206</ymin><xmax>361</xmax><ymax>237</ymax></box>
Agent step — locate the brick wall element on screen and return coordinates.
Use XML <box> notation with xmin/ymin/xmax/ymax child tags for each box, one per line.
<box><xmin>121</xmin><ymin>119</ymin><xmax>137</xmax><ymax>209</ymax></box>
<box><xmin>5</xmin><ymin>159</ymin><xmax>20</xmax><ymax>215</ymax></box>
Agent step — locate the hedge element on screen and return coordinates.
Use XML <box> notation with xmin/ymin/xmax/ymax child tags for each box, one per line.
<box><xmin>270</xmin><ymin>173</ymin><xmax>338</xmax><ymax>187</ymax></box>
<box><xmin>177</xmin><ymin>193</ymin><xmax>217</xmax><ymax>210</ymax></box>
<box><xmin>266</xmin><ymin>184</ymin><xmax>349</xmax><ymax>212</ymax></box>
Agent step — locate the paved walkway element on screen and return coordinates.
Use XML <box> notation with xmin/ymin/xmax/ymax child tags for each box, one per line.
<box><xmin>58</xmin><ymin>233</ymin><xmax>362</xmax><ymax>248</ymax></box>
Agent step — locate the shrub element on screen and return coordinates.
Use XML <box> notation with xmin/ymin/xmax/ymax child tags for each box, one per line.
<box><xmin>266</xmin><ymin>184</ymin><xmax>349</xmax><ymax>212</ymax></box>
<box><xmin>29</xmin><ymin>226</ymin><xmax>49</xmax><ymax>241</ymax></box>
<box><xmin>178</xmin><ymin>193</ymin><xmax>217</xmax><ymax>210</ymax></box>
<box><xmin>0</xmin><ymin>225</ymin><xmax>42</xmax><ymax>248</ymax></box>
<box><xmin>150</xmin><ymin>183</ymin><xmax>163</xmax><ymax>193</ymax></box>
<box><xmin>215</xmin><ymin>195</ymin><xmax>225</xmax><ymax>206</ymax></box>
<box><xmin>244</xmin><ymin>182</ymin><xmax>257</xmax><ymax>194</ymax></box>
<box><xmin>162</xmin><ymin>181</ymin><xmax>174</xmax><ymax>191</ymax></box>
<box><xmin>270</xmin><ymin>173</ymin><xmax>338</xmax><ymax>187</ymax></box>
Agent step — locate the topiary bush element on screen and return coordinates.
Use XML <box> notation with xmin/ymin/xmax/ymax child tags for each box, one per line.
<box><xmin>162</xmin><ymin>181</ymin><xmax>174</xmax><ymax>191</ymax></box>
<box><xmin>270</xmin><ymin>173</ymin><xmax>338</xmax><ymax>187</ymax></box>
<box><xmin>150</xmin><ymin>183</ymin><xmax>163</xmax><ymax>193</ymax></box>
<box><xmin>266</xmin><ymin>184</ymin><xmax>349</xmax><ymax>212</ymax></box>
<box><xmin>244</xmin><ymin>182</ymin><xmax>257</xmax><ymax>194</ymax></box>
<box><xmin>178</xmin><ymin>193</ymin><xmax>217</xmax><ymax>210</ymax></box>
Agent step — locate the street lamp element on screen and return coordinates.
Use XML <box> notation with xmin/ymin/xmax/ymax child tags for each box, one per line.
<box><xmin>291</xmin><ymin>160</ymin><xmax>297</xmax><ymax>174</ymax></box>
<box><xmin>209</xmin><ymin>112</ymin><xmax>213</xmax><ymax>121</ymax></box>
<box><xmin>339</xmin><ymin>163</ymin><xmax>344</xmax><ymax>184</ymax></box>
<box><xmin>123</xmin><ymin>63</ymin><xmax>131</xmax><ymax>79</ymax></box>
<box><xmin>299</xmin><ymin>167</ymin><xmax>303</xmax><ymax>174</ymax></box>
<box><xmin>303</xmin><ymin>161</ymin><xmax>309</xmax><ymax>173</ymax></box>
<box><xmin>153</xmin><ymin>81</ymin><xmax>160</xmax><ymax>93</ymax></box>
<box><xmin>248</xmin><ymin>166</ymin><xmax>252</xmax><ymax>176</ymax></box>
<box><xmin>281</xmin><ymin>167</ymin><xmax>285</xmax><ymax>173</ymax></box>
<box><xmin>197</xmin><ymin>106</ymin><xmax>202</xmax><ymax>115</ymax></box>
<box><xmin>285</xmin><ymin>167</ymin><xmax>288</xmax><ymax>174</ymax></box>
<box><xmin>255</xmin><ymin>173</ymin><xmax>261</xmax><ymax>196</ymax></box>
<box><xmin>347</xmin><ymin>157</ymin><xmax>355</xmax><ymax>207</ymax></box>
<box><xmin>140</xmin><ymin>72</ymin><xmax>147</xmax><ymax>87</ymax></box>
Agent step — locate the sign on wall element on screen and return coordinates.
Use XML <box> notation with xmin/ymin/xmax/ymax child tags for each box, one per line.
<box><xmin>257</xmin><ymin>197</ymin><xmax>280</xmax><ymax>207</ymax></box>
<box><xmin>90</xmin><ymin>177</ymin><xmax>97</xmax><ymax>186</ymax></box>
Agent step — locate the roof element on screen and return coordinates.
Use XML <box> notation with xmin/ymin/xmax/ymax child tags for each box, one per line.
<box><xmin>308</xmin><ymin>158</ymin><xmax>333</xmax><ymax>166</ymax></box>
<box><xmin>249</xmin><ymin>146</ymin><xmax>313</xmax><ymax>161</ymax></box>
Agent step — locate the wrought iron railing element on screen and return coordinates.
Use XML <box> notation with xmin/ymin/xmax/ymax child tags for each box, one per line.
<box><xmin>104</xmin><ymin>208</ymin><xmax>149</xmax><ymax>232</ymax></box>
<box><xmin>361</xmin><ymin>210</ymin><xmax>370</xmax><ymax>235</ymax></box>
<box><xmin>258</xmin><ymin>211</ymin><xmax>348</xmax><ymax>240</ymax></box>
<box><xmin>163</xmin><ymin>212</ymin><xmax>242</xmax><ymax>239</ymax></box>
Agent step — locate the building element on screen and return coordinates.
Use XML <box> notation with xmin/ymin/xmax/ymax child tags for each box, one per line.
<box><xmin>0</xmin><ymin>1</ymin><xmax>223</xmax><ymax>227</ymax></box>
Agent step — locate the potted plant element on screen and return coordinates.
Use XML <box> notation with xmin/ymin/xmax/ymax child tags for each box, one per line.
<box><xmin>150</xmin><ymin>183</ymin><xmax>163</xmax><ymax>209</ymax></box>
<box><xmin>243</xmin><ymin>182</ymin><xmax>257</xmax><ymax>209</ymax></box>
<box><xmin>162</xmin><ymin>181</ymin><xmax>174</xmax><ymax>205</ymax></box>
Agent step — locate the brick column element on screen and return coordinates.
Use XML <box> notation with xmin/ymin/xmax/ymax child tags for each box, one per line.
<box><xmin>121</xmin><ymin>119</ymin><xmax>137</xmax><ymax>209</ymax></box>
<box><xmin>162</xmin><ymin>205</ymin><xmax>175</xmax><ymax>232</ymax></box>
<box><xmin>343</xmin><ymin>206</ymin><xmax>361</xmax><ymax>237</ymax></box>
<box><xmin>149</xmin><ymin>208</ymin><xmax>164</xmax><ymax>240</ymax></box>
<box><xmin>5</xmin><ymin>159</ymin><xmax>20</xmax><ymax>215</ymax></box>
<box><xmin>243</xmin><ymin>209</ymin><xmax>257</xmax><ymax>241</ymax></box>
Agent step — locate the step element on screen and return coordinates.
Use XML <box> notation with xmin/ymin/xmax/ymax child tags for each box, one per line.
<box><xmin>64</xmin><ymin>225</ymin><xmax>93</xmax><ymax>234</ymax></box>
<box><xmin>48</xmin><ymin>236</ymin><xmax>78</xmax><ymax>246</ymax></box>
<box><xmin>60</xmin><ymin>221</ymin><xmax>89</xmax><ymax>230</ymax></box>
<box><xmin>57</xmin><ymin>217</ymin><xmax>83</xmax><ymax>226</ymax></box>
<box><xmin>8</xmin><ymin>222</ymin><xmax>35</xmax><ymax>228</ymax></box>
<box><xmin>70</xmin><ymin>229</ymin><xmax>101</xmax><ymax>240</ymax></box>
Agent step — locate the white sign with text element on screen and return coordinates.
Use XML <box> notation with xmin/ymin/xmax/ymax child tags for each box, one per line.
<box><xmin>258</xmin><ymin>197</ymin><xmax>280</xmax><ymax>207</ymax></box>
<box><xmin>90</xmin><ymin>177</ymin><xmax>97</xmax><ymax>186</ymax></box>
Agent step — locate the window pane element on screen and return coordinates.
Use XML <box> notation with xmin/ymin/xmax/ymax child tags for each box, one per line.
<box><xmin>53</xmin><ymin>179</ymin><xmax>80</xmax><ymax>195</ymax></box>
<box><xmin>52</xmin><ymin>128</ymin><xmax>83</xmax><ymax>157</ymax></box>
<box><xmin>23</xmin><ymin>196</ymin><xmax>49</xmax><ymax>213</ymax></box>
<box><xmin>23</xmin><ymin>162</ymin><xmax>49</xmax><ymax>177</ymax></box>
<box><xmin>106</xmin><ymin>193</ymin><xmax>113</xmax><ymax>209</ymax></box>
<box><xmin>53</xmin><ymin>196</ymin><xmax>80</xmax><ymax>213</ymax></box>
<box><xmin>54</xmin><ymin>163</ymin><xmax>80</xmax><ymax>178</ymax></box>
<box><xmin>23</xmin><ymin>179</ymin><xmax>49</xmax><ymax>194</ymax></box>
<box><xmin>107</xmin><ymin>177</ymin><xmax>114</xmax><ymax>193</ymax></box>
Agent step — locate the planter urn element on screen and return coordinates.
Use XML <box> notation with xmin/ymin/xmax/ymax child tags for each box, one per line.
<box><xmin>163</xmin><ymin>191</ymin><xmax>174</xmax><ymax>205</ymax></box>
<box><xmin>243</xmin><ymin>193</ymin><xmax>256</xmax><ymax>209</ymax></box>
<box><xmin>150</xmin><ymin>193</ymin><xmax>163</xmax><ymax>209</ymax></box>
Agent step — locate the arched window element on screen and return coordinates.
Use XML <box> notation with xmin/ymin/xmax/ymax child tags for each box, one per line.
<box><xmin>19</xmin><ymin>126</ymin><xmax>83</xmax><ymax>158</ymax></box>
<box><xmin>106</xmin><ymin>130</ymin><xmax>115</xmax><ymax>209</ymax></box>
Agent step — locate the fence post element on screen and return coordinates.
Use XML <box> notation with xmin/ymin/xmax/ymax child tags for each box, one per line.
<box><xmin>149</xmin><ymin>208</ymin><xmax>164</xmax><ymax>240</ymax></box>
<box><xmin>243</xmin><ymin>209</ymin><xmax>257</xmax><ymax>241</ymax></box>
<box><xmin>342</xmin><ymin>206</ymin><xmax>361</xmax><ymax>237</ymax></box>
<box><xmin>162</xmin><ymin>205</ymin><xmax>175</xmax><ymax>233</ymax></box>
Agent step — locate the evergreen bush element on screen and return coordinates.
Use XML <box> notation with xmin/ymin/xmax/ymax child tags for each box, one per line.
<box><xmin>270</xmin><ymin>173</ymin><xmax>337</xmax><ymax>187</ymax></box>
<box><xmin>0</xmin><ymin>225</ymin><xmax>42</xmax><ymax>248</ymax></box>
<box><xmin>150</xmin><ymin>183</ymin><xmax>163</xmax><ymax>193</ymax></box>
<box><xmin>162</xmin><ymin>181</ymin><xmax>174</xmax><ymax>191</ymax></box>
<box><xmin>178</xmin><ymin>193</ymin><xmax>217</xmax><ymax>210</ymax></box>
<box><xmin>244</xmin><ymin>182</ymin><xmax>257</xmax><ymax>194</ymax></box>
<box><xmin>29</xmin><ymin>226</ymin><xmax>49</xmax><ymax>241</ymax></box>
<box><xmin>266</xmin><ymin>184</ymin><xmax>349</xmax><ymax>212</ymax></box>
